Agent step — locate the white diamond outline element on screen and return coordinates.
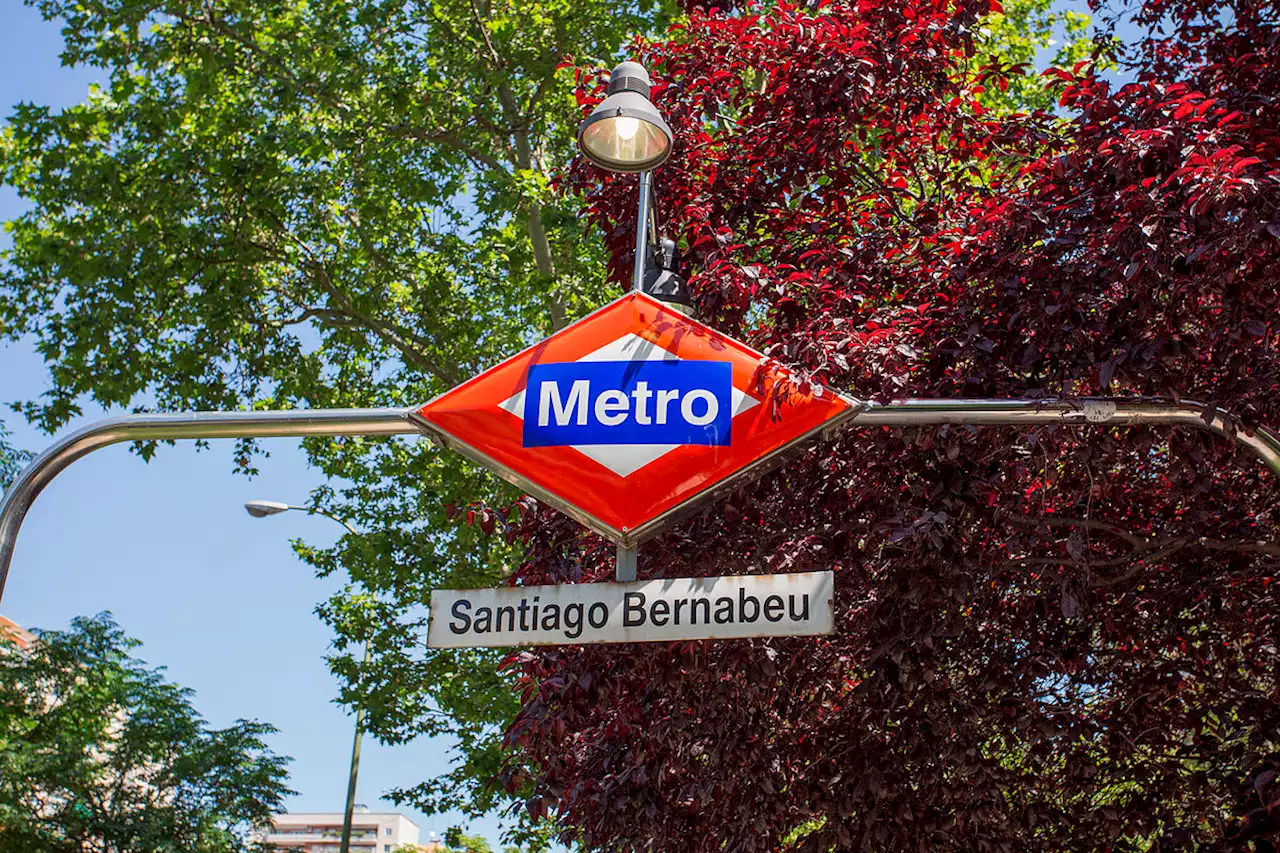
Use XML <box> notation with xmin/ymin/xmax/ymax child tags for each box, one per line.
<box><xmin>498</xmin><ymin>332</ymin><xmax>760</xmax><ymax>478</ymax></box>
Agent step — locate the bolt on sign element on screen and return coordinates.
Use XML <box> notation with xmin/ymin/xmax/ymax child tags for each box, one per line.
<box><xmin>413</xmin><ymin>292</ymin><xmax>857</xmax><ymax>548</ymax></box>
<box><xmin>428</xmin><ymin>571</ymin><xmax>834</xmax><ymax>648</ymax></box>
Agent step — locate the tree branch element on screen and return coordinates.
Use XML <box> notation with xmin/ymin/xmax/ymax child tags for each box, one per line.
<box><xmin>184</xmin><ymin>11</ymin><xmax>350</xmax><ymax>114</ymax></box>
<box><xmin>466</xmin><ymin>0</ymin><xmax>506</xmax><ymax>70</ymax></box>
<box><xmin>279</xmin><ymin>231</ymin><xmax>463</xmax><ymax>386</ymax></box>
<box><xmin>272</xmin><ymin>307</ymin><xmax>364</xmax><ymax>329</ymax></box>
<box><xmin>384</xmin><ymin>124</ymin><xmax>508</xmax><ymax>173</ymax></box>
<box><xmin>1000</xmin><ymin>511</ymin><xmax>1150</xmax><ymax>549</ymax></box>
<box><xmin>995</xmin><ymin>511</ymin><xmax>1280</xmax><ymax>588</ymax></box>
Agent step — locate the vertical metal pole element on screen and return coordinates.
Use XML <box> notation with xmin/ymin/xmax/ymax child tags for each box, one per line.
<box><xmin>616</xmin><ymin>545</ymin><xmax>638</xmax><ymax>582</ymax></box>
<box><xmin>248</xmin><ymin>503</ymin><xmax>367</xmax><ymax>850</ymax></box>
<box><xmin>338</xmin><ymin>640</ymin><xmax>371</xmax><ymax>853</ymax></box>
<box><xmin>633</xmin><ymin>170</ymin><xmax>652</xmax><ymax>293</ymax></box>
<box><xmin>623</xmin><ymin>171</ymin><xmax>650</xmax><ymax>579</ymax></box>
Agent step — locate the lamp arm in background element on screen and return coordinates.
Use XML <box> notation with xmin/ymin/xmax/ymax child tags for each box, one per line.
<box><xmin>244</xmin><ymin>498</ymin><xmax>370</xmax><ymax>853</ymax></box>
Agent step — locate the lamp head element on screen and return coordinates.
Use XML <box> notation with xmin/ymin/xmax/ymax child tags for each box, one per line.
<box><xmin>244</xmin><ymin>500</ymin><xmax>291</xmax><ymax>518</ymax></box>
<box><xmin>577</xmin><ymin>62</ymin><xmax>673</xmax><ymax>173</ymax></box>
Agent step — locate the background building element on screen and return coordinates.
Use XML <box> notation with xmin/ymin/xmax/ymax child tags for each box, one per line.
<box><xmin>260</xmin><ymin>807</ymin><xmax>420</xmax><ymax>853</ymax></box>
<box><xmin>0</xmin><ymin>614</ymin><xmax>33</xmax><ymax>649</ymax></box>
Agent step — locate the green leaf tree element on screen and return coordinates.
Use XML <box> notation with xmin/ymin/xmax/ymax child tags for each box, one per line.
<box><xmin>0</xmin><ymin>0</ymin><xmax>671</xmax><ymax>842</ymax></box>
<box><xmin>971</xmin><ymin>0</ymin><xmax>1093</xmax><ymax>112</ymax></box>
<box><xmin>0</xmin><ymin>613</ymin><xmax>291</xmax><ymax>852</ymax></box>
<box><xmin>0</xmin><ymin>421</ymin><xmax>29</xmax><ymax>492</ymax></box>
<box><xmin>438</xmin><ymin>827</ymin><xmax>524</xmax><ymax>853</ymax></box>
<box><xmin>443</xmin><ymin>829</ymin><xmax>493</xmax><ymax>852</ymax></box>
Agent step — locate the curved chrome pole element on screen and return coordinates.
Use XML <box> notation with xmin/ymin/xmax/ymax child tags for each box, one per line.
<box><xmin>849</xmin><ymin>398</ymin><xmax>1280</xmax><ymax>477</ymax></box>
<box><xmin>1</xmin><ymin>398</ymin><xmax>1276</xmax><ymax>604</ymax></box>
<box><xmin>0</xmin><ymin>408</ymin><xmax>418</xmax><ymax>603</ymax></box>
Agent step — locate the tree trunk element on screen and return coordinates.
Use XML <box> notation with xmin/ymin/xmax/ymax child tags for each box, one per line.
<box><xmin>513</xmin><ymin>126</ymin><xmax>567</xmax><ymax>330</ymax></box>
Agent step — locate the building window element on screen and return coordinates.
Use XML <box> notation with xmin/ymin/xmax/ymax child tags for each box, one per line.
<box><xmin>385</xmin><ymin>846</ymin><xmax>391</xmax><ymax>852</ymax></box>
<box><xmin>385</xmin><ymin>828</ymin><xmax>393</xmax><ymax>836</ymax></box>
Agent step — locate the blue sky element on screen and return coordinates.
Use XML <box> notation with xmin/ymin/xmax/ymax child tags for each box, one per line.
<box><xmin>0</xmin><ymin>3</ymin><xmax>502</xmax><ymax>845</ymax></box>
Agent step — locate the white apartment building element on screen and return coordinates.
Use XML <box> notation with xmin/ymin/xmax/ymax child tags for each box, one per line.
<box><xmin>261</xmin><ymin>807</ymin><xmax>422</xmax><ymax>853</ymax></box>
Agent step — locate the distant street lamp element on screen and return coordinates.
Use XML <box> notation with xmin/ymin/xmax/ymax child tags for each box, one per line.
<box><xmin>245</xmin><ymin>499</ymin><xmax>368</xmax><ymax>853</ymax></box>
<box><xmin>577</xmin><ymin>61</ymin><xmax>689</xmax><ymax>307</ymax></box>
<box><xmin>244</xmin><ymin>500</ymin><xmax>358</xmax><ymax>535</ymax></box>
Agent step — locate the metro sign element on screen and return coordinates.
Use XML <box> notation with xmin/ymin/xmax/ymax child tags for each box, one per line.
<box><xmin>412</xmin><ymin>292</ymin><xmax>856</xmax><ymax>547</ymax></box>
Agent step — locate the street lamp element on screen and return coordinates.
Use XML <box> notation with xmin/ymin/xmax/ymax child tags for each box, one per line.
<box><xmin>243</xmin><ymin>499</ymin><xmax>292</xmax><ymax>519</ymax></box>
<box><xmin>576</xmin><ymin>61</ymin><xmax>672</xmax><ymax>174</ymax></box>
<box><xmin>245</xmin><ymin>499</ymin><xmax>367</xmax><ymax>853</ymax></box>
<box><xmin>244</xmin><ymin>500</ymin><xmax>357</xmax><ymax>535</ymax></box>
<box><xmin>577</xmin><ymin>61</ymin><xmax>689</xmax><ymax>306</ymax></box>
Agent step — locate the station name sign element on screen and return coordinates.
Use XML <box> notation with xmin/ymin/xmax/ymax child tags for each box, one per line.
<box><xmin>427</xmin><ymin>571</ymin><xmax>834</xmax><ymax>648</ymax></box>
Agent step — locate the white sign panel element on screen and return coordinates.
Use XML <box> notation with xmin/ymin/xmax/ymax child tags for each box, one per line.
<box><xmin>428</xmin><ymin>570</ymin><xmax>834</xmax><ymax>648</ymax></box>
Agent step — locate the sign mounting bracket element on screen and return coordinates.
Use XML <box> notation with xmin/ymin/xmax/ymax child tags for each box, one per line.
<box><xmin>616</xmin><ymin>545</ymin><xmax>638</xmax><ymax>582</ymax></box>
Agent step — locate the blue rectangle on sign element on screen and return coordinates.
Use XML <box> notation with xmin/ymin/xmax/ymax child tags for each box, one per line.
<box><xmin>522</xmin><ymin>360</ymin><xmax>733</xmax><ymax>447</ymax></box>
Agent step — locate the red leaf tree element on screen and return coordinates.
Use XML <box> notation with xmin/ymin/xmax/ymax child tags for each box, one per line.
<box><xmin>505</xmin><ymin>0</ymin><xmax>1280</xmax><ymax>849</ymax></box>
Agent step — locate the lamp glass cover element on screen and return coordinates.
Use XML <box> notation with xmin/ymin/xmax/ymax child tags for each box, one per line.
<box><xmin>580</xmin><ymin>115</ymin><xmax>671</xmax><ymax>171</ymax></box>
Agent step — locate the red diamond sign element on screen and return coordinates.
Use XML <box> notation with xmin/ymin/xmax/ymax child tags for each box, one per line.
<box><xmin>412</xmin><ymin>292</ymin><xmax>856</xmax><ymax>546</ymax></box>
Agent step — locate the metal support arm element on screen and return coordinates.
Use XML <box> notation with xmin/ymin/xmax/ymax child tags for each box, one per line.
<box><xmin>0</xmin><ymin>408</ymin><xmax>419</xmax><ymax>602</ymax></box>
<box><xmin>1</xmin><ymin>398</ymin><xmax>1277</xmax><ymax>604</ymax></box>
<box><xmin>851</xmin><ymin>397</ymin><xmax>1280</xmax><ymax>477</ymax></box>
